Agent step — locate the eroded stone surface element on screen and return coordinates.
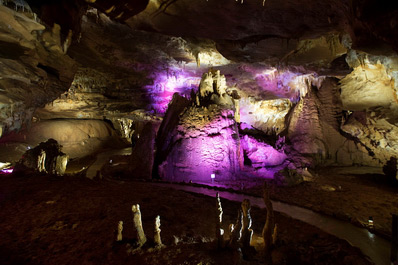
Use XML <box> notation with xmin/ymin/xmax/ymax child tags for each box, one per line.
<box><xmin>0</xmin><ymin>5</ymin><xmax>76</xmax><ymax>134</ymax></box>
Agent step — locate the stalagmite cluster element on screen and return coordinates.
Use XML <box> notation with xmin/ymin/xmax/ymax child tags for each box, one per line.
<box><xmin>215</xmin><ymin>185</ymin><xmax>276</xmax><ymax>261</ymax></box>
<box><xmin>116</xmin><ymin>204</ymin><xmax>164</xmax><ymax>253</ymax></box>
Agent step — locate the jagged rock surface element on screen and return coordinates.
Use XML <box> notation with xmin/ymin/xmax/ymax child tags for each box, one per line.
<box><xmin>155</xmin><ymin>71</ymin><xmax>242</xmax><ymax>182</ymax></box>
<box><xmin>14</xmin><ymin>138</ymin><xmax>68</xmax><ymax>175</ymax></box>
<box><xmin>0</xmin><ymin>5</ymin><xmax>76</xmax><ymax>135</ymax></box>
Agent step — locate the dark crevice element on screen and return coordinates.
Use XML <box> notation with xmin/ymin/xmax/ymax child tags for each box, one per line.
<box><xmin>37</xmin><ymin>63</ymin><xmax>60</xmax><ymax>79</ymax></box>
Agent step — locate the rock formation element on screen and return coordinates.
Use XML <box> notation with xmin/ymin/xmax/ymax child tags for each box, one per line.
<box><xmin>0</xmin><ymin>5</ymin><xmax>76</xmax><ymax>135</ymax></box>
<box><xmin>116</xmin><ymin>221</ymin><xmax>123</xmax><ymax>242</ymax></box>
<box><xmin>154</xmin><ymin>70</ymin><xmax>242</xmax><ymax>182</ymax></box>
<box><xmin>154</xmin><ymin>215</ymin><xmax>162</xmax><ymax>247</ymax></box>
<box><xmin>132</xmin><ymin>204</ymin><xmax>146</xmax><ymax>247</ymax></box>
<box><xmin>262</xmin><ymin>182</ymin><xmax>276</xmax><ymax>254</ymax></box>
<box><xmin>216</xmin><ymin>193</ymin><xmax>224</xmax><ymax>249</ymax></box>
<box><xmin>129</xmin><ymin>121</ymin><xmax>157</xmax><ymax>179</ymax></box>
<box><xmin>14</xmin><ymin>139</ymin><xmax>68</xmax><ymax>175</ymax></box>
<box><xmin>239</xmin><ymin>199</ymin><xmax>253</xmax><ymax>256</ymax></box>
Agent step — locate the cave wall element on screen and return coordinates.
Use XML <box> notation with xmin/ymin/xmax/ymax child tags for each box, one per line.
<box><xmin>1</xmin><ymin>0</ymin><xmax>398</xmax><ymax>173</ymax></box>
<box><xmin>0</xmin><ymin>5</ymin><xmax>76</xmax><ymax>135</ymax></box>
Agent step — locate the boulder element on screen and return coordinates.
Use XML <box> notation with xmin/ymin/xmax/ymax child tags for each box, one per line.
<box><xmin>14</xmin><ymin>139</ymin><xmax>68</xmax><ymax>175</ymax></box>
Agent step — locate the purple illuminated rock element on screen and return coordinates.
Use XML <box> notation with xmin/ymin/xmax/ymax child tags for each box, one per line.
<box><xmin>241</xmin><ymin>135</ymin><xmax>286</xmax><ymax>167</ymax></box>
<box><xmin>154</xmin><ymin>70</ymin><xmax>242</xmax><ymax>182</ymax></box>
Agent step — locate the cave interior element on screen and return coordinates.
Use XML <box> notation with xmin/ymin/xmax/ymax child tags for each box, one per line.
<box><xmin>0</xmin><ymin>0</ymin><xmax>398</xmax><ymax>264</ymax></box>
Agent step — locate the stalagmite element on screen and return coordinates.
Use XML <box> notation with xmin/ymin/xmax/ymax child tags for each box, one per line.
<box><xmin>262</xmin><ymin>182</ymin><xmax>276</xmax><ymax>253</ymax></box>
<box><xmin>272</xmin><ymin>224</ymin><xmax>278</xmax><ymax>245</ymax></box>
<box><xmin>116</xmin><ymin>221</ymin><xmax>123</xmax><ymax>242</ymax></box>
<box><xmin>38</xmin><ymin>150</ymin><xmax>46</xmax><ymax>172</ymax></box>
<box><xmin>239</xmin><ymin>199</ymin><xmax>253</xmax><ymax>249</ymax></box>
<box><xmin>229</xmin><ymin>209</ymin><xmax>242</xmax><ymax>248</ymax></box>
<box><xmin>154</xmin><ymin>215</ymin><xmax>162</xmax><ymax>247</ymax></box>
<box><xmin>132</xmin><ymin>204</ymin><xmax>146</xmax><ymax>246</ymax></box>
<box><xmin>216</xmin><ymin>192</ymin><xmax>224</xmax><ymax>248</ymax></box>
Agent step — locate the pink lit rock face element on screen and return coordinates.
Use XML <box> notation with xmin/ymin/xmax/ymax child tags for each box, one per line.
<box><xmin>146</xmin><ymin>69</ymin><xmax>201</xmax><ymax>113</ymax></box>
<box><xmin>0</xmin><ymin>168</ymin><xmax>13</xmax><ymax>174</ymax></box>
<box><xmin>154</xmin><ymin>70</ymin><xmax>242</xmax><ymax>182</ymax></box>
<box><xmin>241</xmin><ymin>135</ymin><xmax>286</xmax><ymax>167</ymax></box>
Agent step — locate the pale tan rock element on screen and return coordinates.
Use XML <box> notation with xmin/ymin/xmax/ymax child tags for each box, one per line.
<box><xmin>239</xmin><ymin>199</ymin><xmax>253</xmax><ymax>250</ymax></box>
<box><xmin>216</xmin><ymin>193</ymin><xmax>224</xmax><ymax>248</ymax></box>
<box><xmin>37</xmin><ymin>150</ymin><xmax>46</xmax><ymax>172</ymax></box>
<box><xmin>154</xmin><ymin>215</ymin><xmax>162</xmax><ymax>247</ymax></box>
<box><xmin>116</xmin><ymin>221</ymin><xmax>123</xmax><ymax>242</ymax></box>
<box><xmin>132</xmin><ymin>204</ymin><xmax>146</xmax><ymax>246</ymax></box>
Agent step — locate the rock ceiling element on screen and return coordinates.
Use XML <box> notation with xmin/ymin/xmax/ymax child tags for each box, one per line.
<box><xmin>1</xmin><ymin>0</ymin><xmax>398</xmax><ymax>167</ymax></box>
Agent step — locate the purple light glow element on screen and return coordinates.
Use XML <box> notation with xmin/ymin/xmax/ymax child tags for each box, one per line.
<box><xmin>1</xmin><ymin>168</ymin><xmax>13</xmax><ymax>174</ymax></box>
<box><xmin>241</xmin><ymin>135</ymin><xmax>287</xmax><ymax>167</ymax></box>
<box><xmin>147</xmin><ymin>69</ymin><xmax>201</xmax><ymax>113</ymax></box>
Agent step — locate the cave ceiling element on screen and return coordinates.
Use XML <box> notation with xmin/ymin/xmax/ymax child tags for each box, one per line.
<box><xmin>0</xmin><ymin>0</ymin><xmax>398</xmax><ymax>139</ymax></box>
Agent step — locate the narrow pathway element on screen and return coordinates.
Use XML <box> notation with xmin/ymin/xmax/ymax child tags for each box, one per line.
<box><xmin>155</xmin><ymin>183</ymin><xmax>390</xmax><ymax>265</ymax></box>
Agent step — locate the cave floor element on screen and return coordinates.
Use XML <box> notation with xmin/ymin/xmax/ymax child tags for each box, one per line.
<box><xmin>238</xmin><ymin>166</ymin><xmax>398</xmax><ymax>240</ymax></box>
<box><xmin>0</xmin><ymin>174</ymin><xmax>371</xmax><ymax>265</ymax></box>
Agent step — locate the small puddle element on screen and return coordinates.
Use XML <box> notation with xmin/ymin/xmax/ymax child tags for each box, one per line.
<box><xmin>155</xmin><ymin>183</ymin><xmax>390</xmax><ymax>265</ymax></box>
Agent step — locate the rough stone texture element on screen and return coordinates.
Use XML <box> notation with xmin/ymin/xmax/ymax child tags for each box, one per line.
<box><xmin>155</xmin><ymin>71</ymin><xmax>242</xmax><ymax>182</ymax></box>
<box><xmin>129</xmin><ymin>0</ymin><xmax>345</xmax><ymax>41</ymax></box>
<box><xmin>287</xmin><ymin>84</ymin><xmax>326</xmax><ymax>159</ymax></box>
<box><xmin>14</xmin><ymin>138</ymin><xmax>68</xmax><ymax>175</ymax></box>
<box><xmin>274</xmin><ymin>168</ymin><xmax>304</xmax><ymax>187</ymax></box>
<box><xmin>129</xmin><ymin>121</ymin><xmax>158</xmax><ymax>179</ymax></box>
<box><xmin>0</xmin><ymin>5</ymin><xmax>76</xmax><ymax>134</ymax></box>
<box><xmin>1</xmin><ymin>0</ymin><xmax>398</xmax><ymax>172</ymax></box>
<box><xmin>341</xmin><ymin>113</ymin><xmax>398</xmax><ymax>166</ymax></box>
<box><xmin>239</xmin><ymin>98</ymin><xmax>291</xmax><ymax>135</ymax></box>
<box><xmin>285</xmin><ymin>77</ymin><xmax>381</xmax><ymax>167</ymax></box>
<box><xmin>241</xmin><ymin>135</ymin><xmax>286</xmax><ymax>167</ymax></box>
